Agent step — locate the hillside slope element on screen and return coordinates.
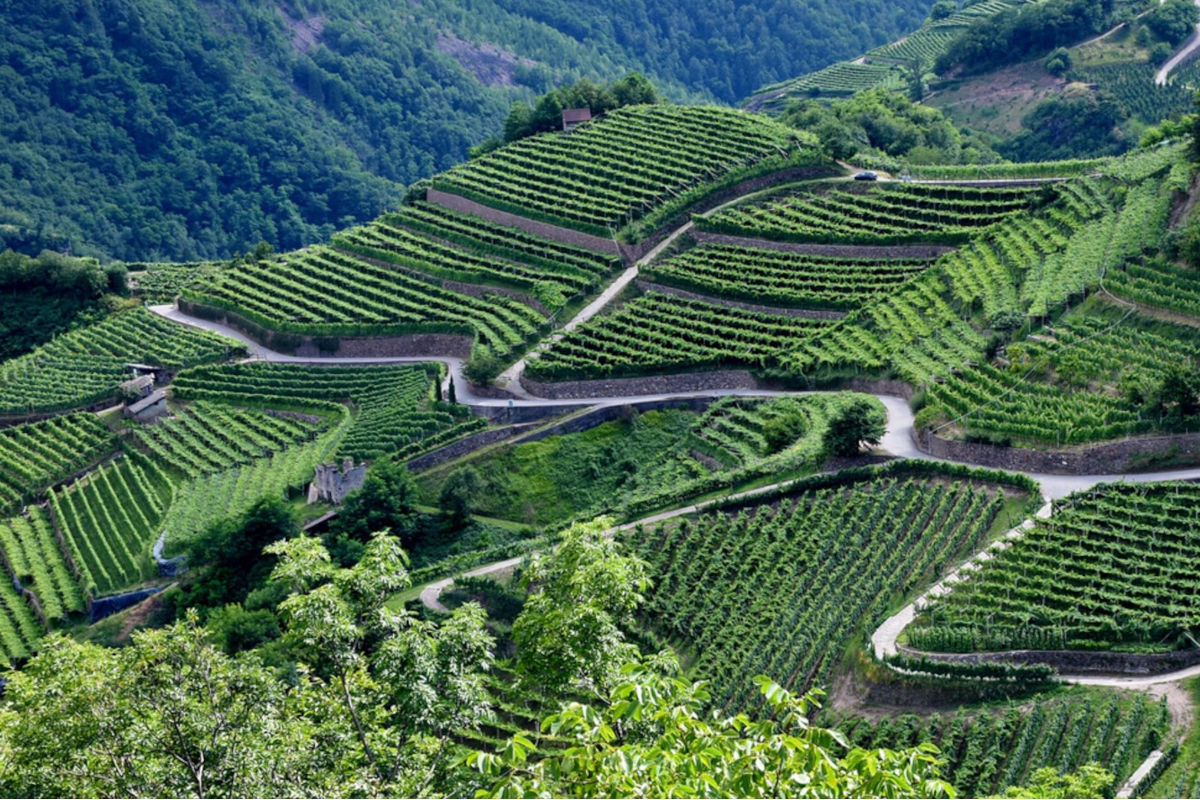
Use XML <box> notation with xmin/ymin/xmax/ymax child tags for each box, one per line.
<box><xmin>0</xmin><ymin>0</ymin><xmax>932</xmax><ymax>263</ymax></box>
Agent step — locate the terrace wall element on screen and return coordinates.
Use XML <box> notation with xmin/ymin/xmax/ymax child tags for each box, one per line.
<box><xmin>633</xmin><ymin>280</ymin><xmax>847</xmax><ymax>319</ymax></box>
<box><xmin>521</xmin><ymin>369</ymin><xmax>763</xmax><ymax>399</ymax></box>
<box><xmin>178</xmin><ymin>299</ymin><xmax>474</xmax><ymax>359</ymax></box>
<box><xmin>429</xmin><ymin>164</ymin><xmax>838</xmax><ymax>265</ymax></box>
<box><xmin>691</xmin><ymin>230</ymin><xmax>956</xmax><ymax>259</ymax></box>
<box><xmin>897</xmin><ymin>643</ymin><xmax>1200</xmax><ymax>675</ymax></box>
<box><xmin>915</xmin><ymin>427</ymin><xmax>1200</xmax><ymax>474</ymax></box>
<box><xmin>427</xmin><ymin>188</ymin><xmax>621</xmax><ymax>255</ymax></box>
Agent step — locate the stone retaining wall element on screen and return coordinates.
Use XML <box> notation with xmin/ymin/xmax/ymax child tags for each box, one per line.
<box><xmin>427</xmin><ymin>188</ymin><xmax>621</xmax><ymax>255</ymax></box>
<box><xmin>916</xmin><ymin>427</ymin><xmax>1200</xmax><ymax>475</ymax></box>
<box><xmin>406</xmin><ymin>424</ymin><xmax>537</xmax><ymax>472</ymax></box>
<box><xmin>90</xmin><ymin>586</ymin><xmax>165</xmax><ymax>622</ymax></box>
<box><xmin>519</xmin><ymin>370</ymin><xmax>914</xmax><ymax>402</ymax></box>
<box><xmin>178</xmin><ymin>299</ymin><xmax>475</xmax><ymax>359</ymax></box>
<box><xmin>441</xmin><ymin>277</ymin><xmax>547</xmax><ymax>314</ymax></box>
<box><xmin>634</xmin><ymin>280</ymin><xmax>846</xmax><ymax>320</ymax></box>
<box><xmin>469</xmin><ymin>403</ymin><xmax>591</xmax><ymax>423</ymax></box>
<box><xmin>842</xmin><ymin>378</ymin><xmax>915</xmax><ymax>400</ymax></box>
<box><xmin>616</xmin><ymin>165</ymin><xmax>838</xmax><ymax>263</ymax></box>
<box><xmin>518</xmin><ymin>397</ymin><xmax>717</xmax><ymax>442</ymax></box>
<box><xmin>521</xmin><ymin>369</ymin><xmax>762</xmax><ymax>400</ymax></box>
<box><xmin>430</xmin><ymin>165</ymin><xmax>836</xmax><ymax>265</ymax></box>
<box><xmin>898</xmin><ymin>643</ymin><xmax>1200</xmax><ymax>675</ymax></box>
<box><xmin>691</xmin><ymin>230</ymin><xmax>956</xmax><ymax>259</ymax></box>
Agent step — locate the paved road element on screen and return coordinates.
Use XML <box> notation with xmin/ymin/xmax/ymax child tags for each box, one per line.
<box><xmin>1155</xmin><ymin>0</ymin><xmax>1200</xmax><ymax>84</ymax></box>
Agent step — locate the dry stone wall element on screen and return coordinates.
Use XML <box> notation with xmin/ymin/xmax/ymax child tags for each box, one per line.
<box><xmin>178</xmin><ymin>299</ymin><xmax>474</xmax><ymax>358</ymax></box>
<box><xmin>427</xmin><ymin>188</ymin><xmax>621</xmax><ymax>255</ymax></box>
<box><xmin>916</xmin><ymin>427</ymin><xmax>1200</xmax><ymax>474</ymax></box>
<box><xmin>691</xmin><ymin>230</ymin><xmax>956</xmax><ymax>259</ymax></box>
<box><xmin>521</xmin><ymin>369</ymin><xmax>763</xmax><ymax>399</ymax></box>
<box><xmin>898</xmin><ymin>643</ymin><xmax>1200</xmax><ymax>675</ymax></box>
<box><xmin>633</xmin><ymin>280</ymin><xmax>846</xmax><ymax>319</ymax></box>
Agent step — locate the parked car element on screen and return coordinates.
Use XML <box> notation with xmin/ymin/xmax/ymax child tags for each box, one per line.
<box><xmin>853</xmin><ymin>170</ymin><xmax>878</xmax><ymax>181</ymax></box>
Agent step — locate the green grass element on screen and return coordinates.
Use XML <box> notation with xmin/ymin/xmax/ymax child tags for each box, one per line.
<box><xmin>416</xmin><ymin>409</ymin><xmax>699</xmax><ymax>527</ymax></box>
<box><xmin>1144</xmin><ymin>678</ymin><xmax>1198</xmax><ymax>797</ymax></box>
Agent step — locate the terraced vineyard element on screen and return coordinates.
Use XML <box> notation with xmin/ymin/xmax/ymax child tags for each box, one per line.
<box><xmin>49</xmin><ymin>452</ymin><xmax>174</xmax><ymax>596</ymax></box>
<box><xmin>1071</xmin><ymin>63</ymin><xmax>1192</xmax><ymax>125</ymax></box>
<box><xmin>628</xmin><ymin>472</ymin><xmax>1008</xmax><ymax>710</ymax></box>
<box><xmin>185</xmin><ymin>245</ymin><xmax>544</xmax><ymax>360</ymax></box>
<box><xmin>159</xmin><ymin>437</ymin><xmax>339</xmax><ymax>553</ymax></box>
<box><xmin>334</xmin><ymin>219</ymin><xmax>591</xmax><ymax>301</ymax></box>
<box><xmin>1106</xmin><ymin>258</ymin><xmax>1200</xmax><ymax>319</ymax></box>
<box><xmin>129</xmin><ymin>261</ymin><xmax>222</xmax><ymax>302</ymax></box>
<box><xmin>173</xmin><ymin>362</ymin><xmax>485</xmax><ymax>462</ymax></box>
<box><xmin>525</xmin><ymin>291</ymin><xmax>833</xmax><ymax>380</ymax></box>
<box><xmin>133</xmin><ymin>402</ymin><xmax>330</xmax><ymax>479</ymax></box>
<box><xmin>0</xmin><ymin>414</ymin><xmax>116</xmax><ymax>511</ymax></box>
<box><xmin>643</xmin><ymin>244</ymin><xmax>932</xmax><ymax>310</ymax></box>
<box><xmin>619</xmin><ymin>393</ymin><xmax>877</xmax><ymax>518</ymax></box>
<box><xmin>913</xmin><ymin>482</ymin><xmax>1200</xmax><ymax>653</ymax></box>
<box><xmin>771</xmin><ymin>178</ymin><xmax>1114</xmax><ymax>383</ymax></box>
<box><xmin>867</xmin><ymin>30</ymin><xmax>959</xmax><ymax>64</ymax></box>
<box><xmin>0</xmin><ymin>307</ymin><xmax>242</xmax><ymax>416</ymax></box>
<box><xmin>746</xmin><ymin>0</ymin><xmax>1035</xmax><ymax>109</ymax></box>
<box><xmin>383</xmin><ymin>203</ymin><xmax>621</xmax><ymax>283</ymax></box>
<box><xmin>0</xmin><ymin>507</ymin><xmax>86</xmax><ymax>623</ymax></box>
<box><xmin>432</xmin><ymin>105</ymin><xmax>818</xmax><ymax>236</ymax></box>
<box><xmin>0</xmin><ymin>577</ymin><xmax>41</xmax><ymax>667</ymax></box>
<box><xmin>923</xmin><ymin>310</ymin><xmax>1200</xmax><ymax>445</ymax></box>
<box><xmin>753</xmin><ymin>61</ymin><xmax>907</xmax><ymax>102</ymax></box>
<box><xmin>700</xmin><ymin>183</ymin><xmax>1039</xmax><ymax>245</ymax></box>
<box><xmin>836</xmin><ymin>692</ymin><xmax>1169</xmax><ymax>797</ymax></box>
<box><xmin>781</xmin><ymin>270</ymin><xmax>986</xmax><ymax>383</ymax></box>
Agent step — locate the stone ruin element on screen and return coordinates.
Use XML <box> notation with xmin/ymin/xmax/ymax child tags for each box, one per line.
<box><xmin>308</xmin><ymin>457</ymin><xmax>366</xmax><ymax>505</ymax></box>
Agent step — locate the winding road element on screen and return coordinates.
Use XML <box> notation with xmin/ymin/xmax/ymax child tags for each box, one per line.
<box><xmin>1154</xmin><ymin>0</ymin><xmax>1200</xmax><ymax>85</ymax></box>
<box><xmin>148</xmin><ymin>176</ymin><xmax>1200</xmax><ymax>702</ymax></box>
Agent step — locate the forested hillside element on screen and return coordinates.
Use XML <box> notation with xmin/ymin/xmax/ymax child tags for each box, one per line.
<box><xmin>0</xmin><ymin>0</ymin><xmax>931</xmax><ymax>263</ymax></box>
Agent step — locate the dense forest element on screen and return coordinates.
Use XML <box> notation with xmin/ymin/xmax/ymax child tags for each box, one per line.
<box><xmin>0</xmin><ymin>0</ymin><xmax>932</xmax><ymax>262</ymax></box>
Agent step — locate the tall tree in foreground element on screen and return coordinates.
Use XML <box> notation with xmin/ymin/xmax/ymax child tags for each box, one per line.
<box><xmin>470</xmin><ymin>663</ymin><xmax>953</xmax><ymax>799</ymax></box>
<box><xmin>0</xmin><ymin>532</ymin><xmax>495</xmax><ymax>798</ymax></box>
<box><xmin>512</xmin><ymin>518</ymin><xmax>649</xmax><ymax>695</ymax></box>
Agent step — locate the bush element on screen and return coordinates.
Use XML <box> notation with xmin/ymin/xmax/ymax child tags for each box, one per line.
<box><xmin>465</xmin><ymin>349</ymin><xmax>505</xmax><ymax>385</ymax></box>
<box><xmin>762</xmin><ymin>403</ymin><xmax>808</xmax><ymax>453</ymax></box>
<box><xmin>439</xmin><ymin>466</ymin><xmax>484</xmax><ymax>524</ymax></box>
<box><xmin>824</xmin><ymin>397</ymin><xmax>886</xmax><ymax>456</ymax></box>
<box><xmin>1145</xmin><ymin>0</ymin><xmax>1199</xmax><ymax>46</ymax></box>
<box><xmin>1149</xmin><ymin>41</ymin><xmax>1175</xmax><ymax>66</ymax></box>
<box><xmin>1044</xmin><ymin>47</ymin><xmax>1072</xmax><ymax>75</ymax></box>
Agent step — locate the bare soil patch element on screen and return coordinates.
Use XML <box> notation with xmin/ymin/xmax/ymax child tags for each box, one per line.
<box><xmin>435</xmin><ymin>33</ymin><xmax>536</xmax><ymax>88</ymax></box>
<box><xmin>928</xmin><ymin>60</ymin><xmax>1064</xmax><ymax>136</ymax></box>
